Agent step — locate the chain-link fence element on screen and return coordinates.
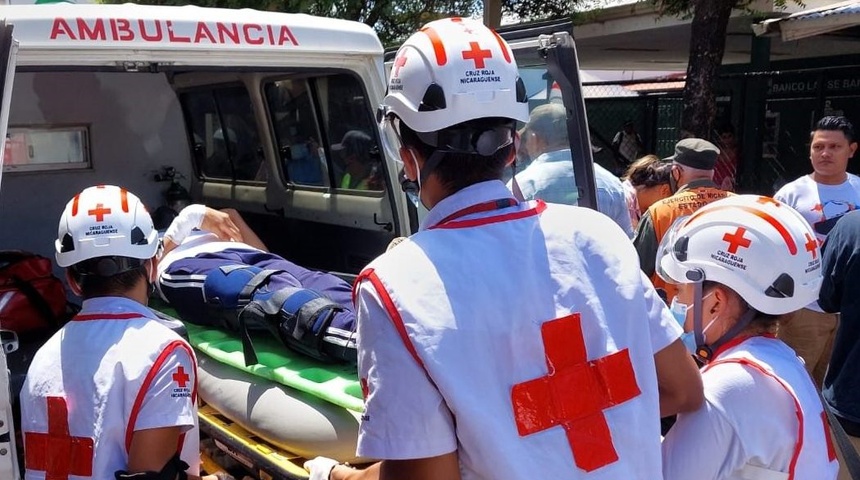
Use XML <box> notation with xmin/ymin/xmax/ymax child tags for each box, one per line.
<box><xmin>582</xmin><ymin>66</ymin><xmax>860</xmax><ymax>195</ymax></box>
<box><xmin>582</xmin><ymin>77</ymin><xmax>684</xmax><ymax>178</ymax></box>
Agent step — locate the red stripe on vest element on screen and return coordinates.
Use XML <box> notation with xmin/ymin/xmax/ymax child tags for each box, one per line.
<box><xmin>125</xmin><ymin>340</ymin><xmax>198</xmax><ymax>453</ymax></box>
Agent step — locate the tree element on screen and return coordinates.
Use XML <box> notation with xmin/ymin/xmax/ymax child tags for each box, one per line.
<box><xmin>651</xmin><ymin>0</ymin><xmax>799</xmax><ymax>138</ymax></box>
<box><xmin>495</xmin><ymin>0</ymin><xmax>800</xmax><ymax>139</ymax></box>
<box><xmin>99</xmin><ymin>0</ymin><xmax>479</xmax><ymax>46</ymax></box>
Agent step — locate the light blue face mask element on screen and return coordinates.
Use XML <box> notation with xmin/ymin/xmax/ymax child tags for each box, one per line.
<box><xmin>670</xmin><ymin>293</ymin><xmax>715</xmax><ymax>356</ymax></box>
<box><xmin>670</xmin><ymin>298</ymin><xmax>697</xmax><ymax>355</ymax></box>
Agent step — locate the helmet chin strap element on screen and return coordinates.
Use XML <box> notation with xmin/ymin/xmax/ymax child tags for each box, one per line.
<box><xmin>694</xmin><ymin>294</ymin><xmax>757</xmax><ymax>363</ymax></box>
<box><xmin>509</xmin><ymin>159</ymin><xmax>525</xmax><ymax>201</ymax></box>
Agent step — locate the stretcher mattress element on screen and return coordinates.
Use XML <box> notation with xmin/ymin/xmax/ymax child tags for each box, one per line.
<box><xmin>178</xmin><ymin>319</ymin><xmax>364</xmax><ymax>413</ymax></box>
<box><xmin>197</xmin><ymin>351</ymin><xmax>364</xmax><ymax>463</ymax></box>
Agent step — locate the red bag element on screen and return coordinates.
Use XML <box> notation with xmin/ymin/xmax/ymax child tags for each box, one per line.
<box><xmin>0</xmin><ymin>250</ymin><xmax>70</xmax><ymax>333</ymax></box>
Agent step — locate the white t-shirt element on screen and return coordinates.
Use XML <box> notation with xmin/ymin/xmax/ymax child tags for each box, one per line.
<box><xmin>775</xmin><ymin>173</ymin><xmax>860</xmax><ymax>311</ymax></box>
<box><xmin>662</xmin><ymin>336</ymin><xmax>837</xmax><ymax>480</ymax></box>
<box><xmin>20</xmin><ymin>297</ymin><xmax>200</xmax><ymax>479</ymax></box>
<box><xmin>355</xmin><ymin>180</ymin><xmax>680</xmax><ymax>479</ymax></box>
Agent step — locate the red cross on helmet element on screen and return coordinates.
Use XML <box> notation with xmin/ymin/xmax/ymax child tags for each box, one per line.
<box><xmin>379</xmin><ymin>17</ymin><xmax>529</xmax><ymax>160</ymax></box>
<box><xmin>656</xmin><ymin>194</ymin><xmax>822</xmax><ymax>315</ymax></box>
<box><xmin>55</xmin><ymin>185</ymin><xmax>159</xmax><ymax>271</ymax></box>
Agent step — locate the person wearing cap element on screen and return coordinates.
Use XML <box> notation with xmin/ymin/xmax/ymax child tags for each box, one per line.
<box><xmin>773</xmin><ymin>115</ymin><xmax>860</xmax><ymax>390</ymax></box>
<box><xmin>513</xmin><ymin>102</ymin><xmax>633</xmax><ymax>236</ymax></box>
<box><xmin>658</xmin><ymin>195</ymin><xmax>837</xmax><ymax>480</ymax></box>
<box><xmin>305</xmin><ymin>16</ymin><xmax>702</xmax><ymax>480</ymax></box>
<box><xmin>19</xmin><ymin>185</ymin><xmax>230</xmax><ymax>480</ymax></box>
<box><xmin>633</xmin><ymin>137</ymin><xmax>732</xmax><ymax>304</ymax></box>
<box><xmin>334</xmin><ymin>130</ymin><xmax>382</xmax><ymax>190</ymax></box>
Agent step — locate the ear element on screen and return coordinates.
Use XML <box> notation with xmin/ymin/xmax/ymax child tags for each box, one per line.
<box><xmin>710</xmin><ymin>285</ymin><xmax>735</xmax><ymax>314</ymax></box>
<box><xmin>850</xmin><ymin>142</ymin><xmax>858</xmax><ymax>158</ymax></box>
<box><xmin>65</xmin><ymin>269</ymin><xmax>82</xmax><ymax>296</ymax></box>
<box><xmin>400</xmin><ymin>146</ymin><xmax>419</xmax><ymax>181</ymax></box>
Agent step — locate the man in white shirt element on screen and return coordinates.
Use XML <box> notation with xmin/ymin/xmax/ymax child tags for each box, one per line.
<box><xmin>774</xmin><ymin>115</ymin><xmax>860</xmax><ymax>387</ymax></box>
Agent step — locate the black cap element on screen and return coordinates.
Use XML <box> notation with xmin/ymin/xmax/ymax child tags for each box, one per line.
<box><xmin>332</xmin><ymin>130</ymin><xmax>373</xmax><ymax>161</ymax></box>
<box><xmin>666</xmin><ymin>138</ymin><xmax>720</xmax><ymax>170</ymax></box>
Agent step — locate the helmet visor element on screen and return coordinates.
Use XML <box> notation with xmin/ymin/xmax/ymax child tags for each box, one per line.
<box><xmin>655</xmin><ymin>215</ymin><xmax>693</xmax><ymax>285</ymax></box>
<box><xmin>378</xmin><ymin>106</ymin><xmax>406</xmax><ymax>167</ymax></box>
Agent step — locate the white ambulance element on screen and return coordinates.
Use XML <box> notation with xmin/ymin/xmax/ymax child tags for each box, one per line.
<box><xmin>0</xmin><ymin>4</ymin><xmax>596</xmax><ymax>479</ymax></box>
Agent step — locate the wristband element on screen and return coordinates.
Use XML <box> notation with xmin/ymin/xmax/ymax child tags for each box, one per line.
<box><xmin>163</xmin><ymin>204</ymin><xmax>206</xmax><ymax>246</ymax></box>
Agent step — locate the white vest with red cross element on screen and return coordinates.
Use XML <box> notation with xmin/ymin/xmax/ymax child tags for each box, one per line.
<box><xmin>702</xmin><ymin>336</ymin><xmax>839</xmax><ymax>480</ymax></box>
<box><xmin>355</xmin><ymin>183</ymin><xmax>680</xmax><ymax>479</ymax></box>
<box><xmin>19</xmin><ymin>296</ymin><xmax>200</xmax><ymax>480</ymax></box>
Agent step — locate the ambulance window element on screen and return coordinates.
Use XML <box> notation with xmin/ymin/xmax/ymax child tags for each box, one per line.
<box><xmin>181</xmin><ymin>87</ymin><xmax>266</xmax><ymax>183</ymax></box>
<box><xmin>316</xmin><ymin>74</ymin><xmax>383</xmax><ymax>192</ymax></box>
<box><xmin>3</xmin><ymin>126</ymin><xmax>90</xmax><ymax>173</ymax></box>
<box><xmin>264</xmin><ymin>79</ymin><xmax>325</xmax><ymax>186</ymax></box>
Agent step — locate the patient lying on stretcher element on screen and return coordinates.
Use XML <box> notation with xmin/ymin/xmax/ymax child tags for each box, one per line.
<box><xmin>156</xmin><ymin>205</ymin><xmax>357</xmax><ymax>364</ymax></box>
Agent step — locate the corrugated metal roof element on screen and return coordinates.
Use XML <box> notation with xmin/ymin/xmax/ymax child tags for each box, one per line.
<box><xmin>754</xmin><ymin>1</ymin><xmax>860</xmax><ymax>41</ymax></box>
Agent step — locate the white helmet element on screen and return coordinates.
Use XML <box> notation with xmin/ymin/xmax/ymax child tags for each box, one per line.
<box><xmin>56</xmin><ymin>185</ymin><xmax>159</xmax><ymax>272</ymax></box>
<box><xmin>657</xmin><ymin>194</ymin><xmax>822</xmax><ymax>315</ymax></box>
<box><xmin>381</xmin><ymin>17</ymin><xmax>529</xmax><ymax>135</ymax></box>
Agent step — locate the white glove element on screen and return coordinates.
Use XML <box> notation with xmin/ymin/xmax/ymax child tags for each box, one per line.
<box><xmin>304</xmin><ymin>456</ymin><xmax>339</xmax><ymax>480</ymax></box>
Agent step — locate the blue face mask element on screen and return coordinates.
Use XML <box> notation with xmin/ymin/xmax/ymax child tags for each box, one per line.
<box><xmin>680</xmin><ymin>332</ymin><xmax>697</xmax><ymax>355</ymax></box>
<box><xmin>670</xmin><ymin>298</ymin><xmax>699</xmax><ymax>355</ymax></box>
<box><xmin>669</xmin><ymin>297</ymin><xmax>689</xmax><ymax>328</ymax></box>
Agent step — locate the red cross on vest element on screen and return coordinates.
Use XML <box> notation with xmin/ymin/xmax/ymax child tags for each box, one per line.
<box><xmin>511</xmin><ymin>314</ymin><xmax>641</xmax><ymax>472</ymax></box>
<box><xmin>392</xmin><ymin>55</ymin><xmax>407</xmax><ymax>77</ymax></box>
<box><xmin>24</xmin><ymin>396</ymin><xmax>94</xmax><ymax>479</ymax></box>
<box><xmin>173</xmin><ymin>365</ymin><xmax>190</xmax><ymax>388</ymax></box>
<box><xmin>87</xmin><ymin>203</ymin><xmax>112</xmax><ymax>222</ymax></box>
<box><xmin>804</xmin><ymin>233</ymin><xmax>818</xmax><ymax>259</ymax></box>
<box><xmin>461</xmin><ymin>41</ymin><xmax>492</xmax><ymax>69</ymax></box>
<box><xmin>722</xmin><ymin>227</ymin><xmax>752</xmax><ymax>254</ymax></box>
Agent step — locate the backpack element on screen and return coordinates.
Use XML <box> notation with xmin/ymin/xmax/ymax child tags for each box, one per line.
<box><xmin>0</xmin><ymin>250</ymin><xmax>72</xmax><ymax>334</ymax></box>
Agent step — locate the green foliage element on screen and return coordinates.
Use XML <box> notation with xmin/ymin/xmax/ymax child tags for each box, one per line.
<box><xmin>97</xmin><ymin>0</ymin><xmax>480</xmax><ymax>46</ymax></box>
<box><xmin>649</xmin><ymin>0</ymin><xmax>802</xmax><ymax>18</ymax></box>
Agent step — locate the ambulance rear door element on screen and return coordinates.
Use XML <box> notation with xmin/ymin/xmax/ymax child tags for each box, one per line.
<box><xmin>499</xmin><ymin>19</ymin><xmax>598</xmax><ymax>211</ymax></box>
<box><xmin>0</xmin><ymin>18</ymin><xmax>23</xmax><ymax>480</ymax></box>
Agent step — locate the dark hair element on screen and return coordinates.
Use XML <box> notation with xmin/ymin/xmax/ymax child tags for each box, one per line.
<box><xmin>399</xmin><ymin>118</ymin><xmax>514</xmax><ymax>194</ymax></box>
<box><xmin>717</xmin><ymin>123</ymin><xmax>735</xmax><ymax>136</ymax></box>
<box><xmin>71</xmin><ymin>263</ymin><xmax>148</xmax><ymax>298</ymax></box>
<box><xmin>624</xmin><ymin>155</ymin><xmax>671</xmax><ymax>188</ymax></box>
<box><xmin>813</xmin><ymin>116</ymin><xmax>856</xmax><ymax>143</ymax></box>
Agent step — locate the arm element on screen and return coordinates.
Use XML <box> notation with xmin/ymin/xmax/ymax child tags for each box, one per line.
<box><xmin>639</xmin><ymin>270</ymin><xmax>704</xmax><ymax>416</ymax></box>
<box><xmin>329</xmin><ymin>453</ymin><xmax>461</xmax><ymax>480</ymax></box>
<box><xmin>161</xmin><ymin>205</ymin><xmax>243</xmax><ymax>257</ymax></box>
<box><xmin>817</xmin><ymin>213</ymin><xmax>860</xmax><ymax>313</ymax></box>
<box><xmin>655</xmin><ymin>338</ymin><xmax>704</xmax><ymax>416</ymax></box>
<box><xmin>221</xmin><ymin>208</ymin><xmax>268</xmax><ymax>251</ymax></box>
<box><xmin>127</xmin><ymin>427</ymin><xmax>221</xmax><ymax>480</ymax></box>
<box><xmin>633</xmin><ymin>211</ymin><xmax>659</xmax><ymax>277</ymax></box>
